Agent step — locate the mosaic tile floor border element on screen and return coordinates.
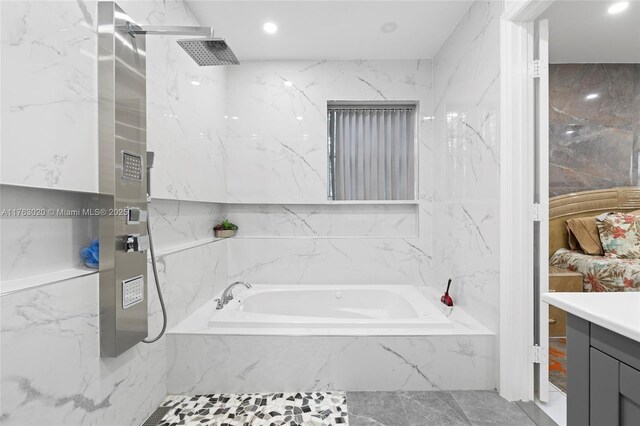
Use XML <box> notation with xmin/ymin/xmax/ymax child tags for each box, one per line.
<box><xmin>158</xmin><ymin>391</ymin><xmax>348</xmax><ymax>426</ymax></box>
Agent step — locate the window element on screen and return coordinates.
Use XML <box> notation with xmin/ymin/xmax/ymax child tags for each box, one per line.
<box><xmin>327</xmin><ymin>102</ymin><xmax>417</xmax><ymax>200</ymax></box>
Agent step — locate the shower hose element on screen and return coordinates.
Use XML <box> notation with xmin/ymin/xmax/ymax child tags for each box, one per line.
<box><xmin>142</xmin><ymin>215</ymin><xmax>168</xmax><ymax>343</ymax></box>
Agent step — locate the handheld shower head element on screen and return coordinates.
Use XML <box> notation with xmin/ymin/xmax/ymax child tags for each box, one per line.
<box><xmin>177</xmin><ymin>38</ymin><xmax>239</xmax><ymax>66</ymax></box>
<box><xmin>146</xmin><ymin>151</ymin><xmax>155</xmax><ymax>169</ymax></box>
<box><xmin>146</xmin><ymin>151</ymin><xmax>154</xmax><ymax>199</ymax></box>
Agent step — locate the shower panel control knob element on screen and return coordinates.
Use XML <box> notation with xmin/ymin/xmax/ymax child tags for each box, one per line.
<box><xmin>126</xmin><ymin>207</ymin><xmax>147</xmax><ymax>225</ymax></box>
<box><xmin>124</xmin><ymin>234</ymin><xmax>150</xmax><ymax>253</ymax></box>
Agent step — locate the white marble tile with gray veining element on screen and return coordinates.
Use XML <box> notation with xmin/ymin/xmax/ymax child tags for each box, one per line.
<box><xmin>224</xmin><ymin>203</ymin><xmax>418</xmax><ymax>237</ymax></box>
<box><xmin>0</xmin><ymin>274</ymin><xmax>166</xmax><ymax>426</ymax></box>
<box><xmin>148</xmin><ymin>199</ymin><xmax>224</xmax><ymax>249</ymax></box>
<box><xmin>223</xmin><ymin>60</ymin><xmax>433</xmax><ymax>204</ymax></box>
<box><xmin>167</xmin><ymin>334</ymin><xmax>495</xmax><ymax>394</ymax></box>
<box><xmin>0</xmin><ymin>185</ymin><xmax>98</xmax><ymax>284</ymax></box>
<box><xmin>431</xmin><ymin>0</ymin><xmax>501</xmax><ymax>334</ymax></box>
<box><xmin>1</xmin><ymin>0</ymin><xmax>98</xmax><ymax>192</ymax></box>
<box><xmin>227</xmin><ymin>237</ymin><xmax>433</xmax><ymax>287</ymax></box>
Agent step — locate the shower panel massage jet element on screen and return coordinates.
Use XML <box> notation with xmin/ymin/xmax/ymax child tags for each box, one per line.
<box><xmin>98</xmin><ymin>2</ymin><xmax>238</xmax><ymax>357</ymax></box>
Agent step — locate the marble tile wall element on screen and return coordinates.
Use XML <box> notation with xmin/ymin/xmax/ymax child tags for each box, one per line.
<box><xmin>148</xmin><ymin>199</ymin><xmax>224</xmax><ymax>249</ymax></box>
<box><xmin>223</xmin><ymin>60</ymin><xmax>433</xmax><ymax>204</ymax></box>
<box><xmin>167</xmin><ymin>334</ymin><xmax>495</xmax><ymax>393</ymax></box>
<box><xmin>0</xmin><ymin>0</ymin><xmax>229</xmax><ymax>287</ymax></box>
<box><xmin>0</xmin><ymin>240</ymin><xmax>227</xmax><ymax>426</ymax></box>
<box><xmin>432</xmin><ymin>0</ymin><xmax>501</xmax><ymax>333</ymax></box>
<box><xmin>115</xmin><ymin>0</ymin><xmax>228</xmax><ymax>203</ymax></box>
<box><xmin>0</xmin><ymin>1</ymin><xmax>228</xmax><ymax>425</ymax></box>
<box><xmin>0</xmin><ymin>0</ymin><xmax>227</xmax><ymax>201</ymax></box>
<box><xmin>227</xmin><ymin>238</ymin><xmax>428</xmax><ymax>286</ymax></box>
<box><xmin>549</xmin><ymin>63</ymin><xmax>640</xmax><ymax>196</ymax></box>
<box><xmin>223</xmin><ymin>59</ymin><xmax>436</xmax><ymax>287</ymax></box>
<box><xmin>0</xmin><ymin>185</ymin><xmax>97</xmax><ymax>282</ymax></box>
<box><xmin>0</xmin><ymin>0</ymin><xmax>98</xmax><ymax>193</ymax></box>
<box><xmin>1</xmin><ymin>1</ymin><xmax>504</xmax><ymax>423</ymax></box>
<box><xmin>224</xmin><ymin>203</ymin><xmax>419</xmax><ymax>238</ymax></box>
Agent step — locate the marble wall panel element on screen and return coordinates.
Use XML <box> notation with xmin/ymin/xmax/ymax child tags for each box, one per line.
<box><xmin>0</xmin><ymin>238</ymin><xmax>226</xmax><ymax>425</ymax></box>
<box><xmin>549</xmin><ymin>63</ymin><xmax>640</xmax><ymax>196</ymax></box>
<box><xmin>432</xmin><ymin>1</ymin><xmax>501</xmax><ymax>333</ymax></box>
<box><xmin>223</xmin><ymin>60</ymin><xmax>433</xmax><ymax>204</ymax></box>
<box><xmin>0</xmin><ymin>0</ymin><xmax>98</xmax><ymax>192</ymax></box>
<box><xmin>0</xmin><ymin>1</ymin><xmax>229</xmax><ymax>425</ymax></box>
<box><xmin>167</xmin><ymin>334</ymin><xmax>495</xmax><ymax>393</ymax></box>
<box><xmin>224</xmin><ymin>203</ymin><xmax>418</xmax><ymax>238</ymax></box>
<box><xmin>227</xmin><ymin>237</ymin><xmax>432</xmax><ymax>287</ymax></box>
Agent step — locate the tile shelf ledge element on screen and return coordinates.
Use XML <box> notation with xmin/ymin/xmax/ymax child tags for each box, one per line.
<box><xmin>226</xmin><ymin>200</ymin><xmax>420</xmax><ymax>206</ymax></box>
<box><xmin>1</xmin><ymin>267</ymin><xmax>98</xmax><ymax>296</ymax></box>
<box><xmin>0</xmin><ymin>237</ymin><xmax>229</xmax><ymax>296</ymax></box>
<box><xmin>231</xmin><ymin>235</ymin><xmax>419</xmax><ymax>240</ymax></box>
<box><xmin>153</xmin><ymin>236</ymin><xmax>228</xmax><ymax>257</ymax></box>
<box><xmin>0</xmin><ymin>185</ymin><xmax>420</xmax><ymax>207</ymax></box>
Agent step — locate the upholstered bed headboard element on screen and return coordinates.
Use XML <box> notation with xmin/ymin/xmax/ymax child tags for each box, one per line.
<box><xmin>549</xmin><ymin>187</ymin><xmax>640</xmax><ymax>258</ymax></box>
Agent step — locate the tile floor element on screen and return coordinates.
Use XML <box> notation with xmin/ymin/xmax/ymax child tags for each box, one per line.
<box><xmin>146</xmin><ymin>390</ymin><xmax>559</xmax><ymax>426</ymax></box>
<box><xmin>348</xmin><ymin>391</ymin><xmax>556</xmax><ymax>426</ymax></box>
<box><xmin>535</xmin><ymin>383</ymin><xmax>567</xmax><ymax>426</ymax></box>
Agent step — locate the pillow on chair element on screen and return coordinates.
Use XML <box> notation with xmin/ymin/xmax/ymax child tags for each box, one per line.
<box><xmin>596</xmin><ymin>212</ymin><xmax>640</xmax><ymax>259</ymax></box>
<box><xmin>566</xmin><ymin>217</ymin><xmax>604</xmax><ymax>255</ymax></box>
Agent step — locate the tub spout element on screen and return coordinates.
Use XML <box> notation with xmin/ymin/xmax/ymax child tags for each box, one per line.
<box><xmin>216</xmin><ymin>281</ymin><xmax>252</xmax><ymax>309</ymax></box>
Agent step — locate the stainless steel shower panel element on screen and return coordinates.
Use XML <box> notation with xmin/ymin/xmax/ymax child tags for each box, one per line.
<box><xmin>98</xmin><ymin>2</ymin><xmax>149</xmax><ymax>357</ymax></box>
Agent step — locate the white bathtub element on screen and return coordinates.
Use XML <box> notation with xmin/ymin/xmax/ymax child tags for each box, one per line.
<box><xmin>208</xmin><ymin>284</ymin><xmax>453</xmax><ymax>333</ymax></box>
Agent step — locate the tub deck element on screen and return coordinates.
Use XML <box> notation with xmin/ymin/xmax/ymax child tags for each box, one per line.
<box><xmin>169</xmin><ymin>286</ymin><xmax>492</xmax><ymax>336</ymax></box>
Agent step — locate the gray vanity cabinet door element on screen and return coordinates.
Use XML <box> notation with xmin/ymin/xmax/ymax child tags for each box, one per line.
<box><xmin>590</xmin><ymin>348</ymin><xmax>619</xmax><ymax>425</ymax></box>
<box><xmin>620</xmin><ymin>364</ymin><xmax>640</xmax><ymax>425</ymax></box>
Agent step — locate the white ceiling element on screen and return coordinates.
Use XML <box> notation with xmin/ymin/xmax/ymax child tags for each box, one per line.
<box><xmin>188</xmin><ymin>1</ymin><xmax>473</xmax><ymax>60</ymax></box>
<box><xmin>540</xmin><ymin>0</ymin><xmax>640</xmax><ymax>63</ymax></box>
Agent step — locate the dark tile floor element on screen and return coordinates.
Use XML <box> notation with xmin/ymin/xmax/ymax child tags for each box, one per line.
<box><xmin>347</xmin><ymin>391</ymin><xmax>557</xmax><ymax>426</ymax></box>
<box><xmin>144</xmin><ymin>390</ymin><xmax>558</xmax><ymax>426</ymax></box>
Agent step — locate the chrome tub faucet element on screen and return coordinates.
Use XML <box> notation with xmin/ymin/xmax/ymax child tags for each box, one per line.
<box><xmin>216</xmin><ymin>281</ymin><xmax>252</xmax><ymax>309</ymax></box>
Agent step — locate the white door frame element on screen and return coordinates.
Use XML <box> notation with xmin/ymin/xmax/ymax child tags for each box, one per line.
<box><xmin>499</xmin><ymin>0</ymin><xmax>554</xmax><ymax>402</ymax></box>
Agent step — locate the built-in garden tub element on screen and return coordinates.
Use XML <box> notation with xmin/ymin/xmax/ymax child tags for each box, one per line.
<box><xmin>207</xmin><ymin>285</ymin><xmax>453</xmax><ymax>334</ymax></box>
<box><xmin>167</xmin><ymin>284</ymin><xmax>495</xmax><ymax>393</ymax></box>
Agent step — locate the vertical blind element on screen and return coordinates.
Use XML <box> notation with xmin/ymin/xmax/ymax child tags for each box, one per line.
<box><xmin>328</xmin><ymin>104</ymin><xmax>416</xmax><ymax>200</ymax></box>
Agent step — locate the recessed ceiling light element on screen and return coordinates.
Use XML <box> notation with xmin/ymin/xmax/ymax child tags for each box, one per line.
<box><xmin>566</xmin><ymin>130</ymin><xmax>576</xmax><ymax>135</ymax></box>
<box><xmin>263</xmin><ymin>22</ymin><xmax>278</xmax><ymax>34</ymax></box>
<box><xmin>608</xmin><ymin>1</ymin><xmax>629</xmax><ymax>14</ymax></box>
<box><xmin>296</xmin><ymin>116</ymin><xmax>303</xmax><ymax>121</ymax></box>
<box><xmin>284</xmin><ymin>81</ymin><xmax>293</xmax><ymax>87</ymax></box>
<box><xmin>224</xmin><ymin>115</ymin><xmax>228</xmax><ymax>119</ymax></box>
<box><xmin>380</xmin><ymin>22</ymin><xmax>398</xmax><ymax>34</ymax></box>
<box><xmin>232</xmin><ymin>116</ymin><xmax>239</xmax><ymax>120</ymax></box>
<box><xmin>190</xmin><ymin>80</ymin><xmax>200</xmax><ymax>86</ymax></box>
<box><xmin>586</xmin><ymin>93</ymin><xmax>599</xmax><ymax>100</ymax></box>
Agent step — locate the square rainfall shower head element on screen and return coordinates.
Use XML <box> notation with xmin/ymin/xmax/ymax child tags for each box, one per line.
<box><xmin>177</xmin><ymin>38</ymin><xmax>239</xmax><ymax>66</ymax></box>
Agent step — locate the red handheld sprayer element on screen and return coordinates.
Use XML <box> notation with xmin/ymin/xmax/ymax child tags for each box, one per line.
<box><xmin>440</xmin><ymin>278</ymin><xmax>454</xmax><ymax>307</ymax></box>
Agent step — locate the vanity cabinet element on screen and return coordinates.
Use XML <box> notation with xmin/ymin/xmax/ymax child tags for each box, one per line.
<box><xmin>568</xmin><ymin>314</ymin><xmax>640</xmax><ymax>426</ymax></box>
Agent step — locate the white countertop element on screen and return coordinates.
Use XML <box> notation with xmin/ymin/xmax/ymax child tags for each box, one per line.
<box><xmin>542</xmin><ymin>292</ymin><xmax>640</xmax><ymax>343</ymax></box>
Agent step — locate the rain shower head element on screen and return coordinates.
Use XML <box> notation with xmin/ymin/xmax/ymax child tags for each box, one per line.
<box><xmin>177</xmin><ymin>38</ymin><xmax>240</xmax><ymax>66</ymax></box>
<box><xmin>126</xmin><ymin>23</ymin><xmax>239</xmax><ymax>67</ymax></box>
